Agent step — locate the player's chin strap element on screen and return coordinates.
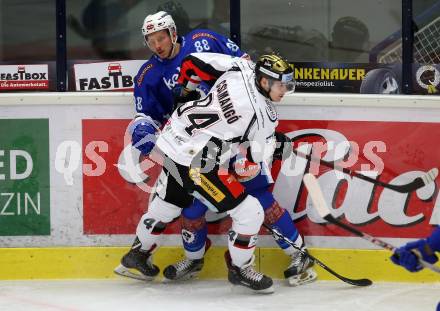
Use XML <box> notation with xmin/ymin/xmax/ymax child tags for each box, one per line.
<box><xmin>166</xmin><ymin>31</ymin><xmax>179</xmax><ymax>59</ymax></box>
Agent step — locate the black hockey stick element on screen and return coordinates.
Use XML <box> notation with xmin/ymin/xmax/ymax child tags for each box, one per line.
<box><xmin>291</xmin><ymin>148</ymin><xmax>438</xmax><ymax>193</ymax></box>
<box><xmin>262</xmin><ymin>223</ymin><xmax>372</xmax><ymax>287</ymax></box>
<box><xmin>303</xmin><ymin>173</ymin><xmax>440</xmax><ymax>274</ymax></box>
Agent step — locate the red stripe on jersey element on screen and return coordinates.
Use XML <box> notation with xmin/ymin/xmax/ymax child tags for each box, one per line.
<box><xmin>218</xmin><ymin>172</ymin><xmax>245</xmax><ymax>198</ymax></box>
<box><xmin>178</xmin><ymin>59</ymin><xmax>217</xmax><ymax>85</ymax></box>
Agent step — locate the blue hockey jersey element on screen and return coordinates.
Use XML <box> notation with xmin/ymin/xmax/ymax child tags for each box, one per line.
<box><xmin>133</xmin><ymin>29</ymin><xmax>244</xmax><ymax>126</ymax></box>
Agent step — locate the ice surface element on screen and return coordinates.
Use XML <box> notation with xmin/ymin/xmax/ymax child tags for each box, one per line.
<box><xmin>0</xmin><ymin>279</ymin><xmax>438</xmax><ymax>311</ymax></box>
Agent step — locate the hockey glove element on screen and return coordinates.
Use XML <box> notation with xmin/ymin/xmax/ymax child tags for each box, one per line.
<box><xmin>427</xmin><ymin>226</ymin><xmax>440</xmax><ymax>253</ymax></box>
<box><xmin>391</xmin><ymin>238</ymin><xmax>439</xmax><ymax>272</ymax></box>
<box><xmin>172</xmin><ymin>85</ymin><xmax>201</xmax><ymax>110</ymax></box>
<box><xmin>131</xmin><ymin>121</ymin><xmax>157</xmax><ymax>155</ymax></box>
<box><xmin>273</xmin><ymin>132</ymin><xmax>292</xmax><ymax>161</ymax></box>
<box><xmin>233</xmin><ymin>155</ymin><xmax>261</xmax><ymax>182</ymax></box>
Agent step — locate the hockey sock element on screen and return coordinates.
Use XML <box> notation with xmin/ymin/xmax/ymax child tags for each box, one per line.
<box><xmin>136</xmin><ymin>196</ymin><xmax>182</xmax><ymax>252</ymax></box>
<box><xmin>181</xmin><ymin>217</ymin><xmax>208</xmax><ymax>259</ymax></box>
<box><xmin>226</xmin><ymin>195</ymin><xmax>263</xmax><ymax>267</ymax></box>
<box><xmin>271</xmin><ymin>210</ymin><xmax>303</xmax><ymax>255</ymax></box>
<box><xmin>182</xmin><ymin>199</ymin><xmax>209</xmax><ymax>260</ymax></box>
<box><xmin>249</xmin><ymin>188</ymin><xmax>303</xmax><ymax>255</ymax></box>
<box><xmin>228</xmin><ymin>230</ymin><xmax>258</xmax><ymax>267</ymax></box>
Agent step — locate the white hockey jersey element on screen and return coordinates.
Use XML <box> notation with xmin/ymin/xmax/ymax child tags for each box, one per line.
<box><xmin>156</xmin><ymin>53</ymin><xmax>279</xmax><ymax>167</ymax></box>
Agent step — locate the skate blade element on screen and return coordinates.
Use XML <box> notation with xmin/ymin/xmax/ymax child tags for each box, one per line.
<box><xmin>163</xmin><ymin>271</ymin><xmax>201</xmax><ymax>282</ymax></box>
<box><xmin>254</xmin><ymin>285</ymin><xmax>275</xmax><ymax>294</ymax></box>
<box><xmin>229</xmin><ymin>283</ymin><xmax>275</xmax><ymax>295</ymax></box>
<box><xmin>287</xmin><ymin>268</ymin><xmax>318</xmax><ymax>287</ymax></box>
<box><xmin>114</xmin><ymin>264</ymin><xmax>155</xmax><ymax>281</ymax></box>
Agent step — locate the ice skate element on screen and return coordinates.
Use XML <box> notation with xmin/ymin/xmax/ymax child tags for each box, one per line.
<box><xmin>225</xmin><ymin>251</ymin><xmax>274</xmax><ymax>294</ymax></box>
<box><xmin>163</xmin><ymin>238</ymin><xmax>211</xmax><ymax>281</ymax></box>
<box><xmin>284</xmin><ymin>249</ymin><xmax>317</xmax><ymax>286</ymax></box>
<box><xmin>114</xmin><ymin>247</ymin><xmax>159</xmax><ymax>281</ymax></box>
<box><xmin>163</xmin><ymin>257</ymin><xmax>204</xmax><ymax>281</ymax></box>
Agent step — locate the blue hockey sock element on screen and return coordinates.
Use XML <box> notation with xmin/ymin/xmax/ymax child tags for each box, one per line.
<box><xmin>248</xmin><ymin>188</ymin><xmax>302</xmax><ymax>252</ymax></box>
<box><xmin>181</xmin><ymin>199</ymin><xmax>208</xmax><ymax>259</ymax></box>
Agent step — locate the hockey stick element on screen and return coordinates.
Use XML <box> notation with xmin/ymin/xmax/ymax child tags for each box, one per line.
<box><xmin>262</xmin><ymin>223</ymin><xmax>372</xmax><ymax>287</ymax></box>
<box><xmin>303</xmin><ymin>173</ymin><xmax>440</xmax><ymax>274</ymax></box>
<box><xmin>291</xmin><ymin>148</ymin><xmax>438</xmax><ymax>193</ymax></box>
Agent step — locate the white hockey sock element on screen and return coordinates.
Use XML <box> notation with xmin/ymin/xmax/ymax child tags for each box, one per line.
<box><xmin>282</xmin><ymin>234</ymin><xmax>304</xmax><ymax>257</ymax></box>
<box><xmin>136</xmin><ymin>196</ymin><xmax>182</xmax><ymax>252</ymax></box>
<box><xmin>228</xmin><ymin>234</ymin><xmax>257</xmax><ymax>267</ymax></box>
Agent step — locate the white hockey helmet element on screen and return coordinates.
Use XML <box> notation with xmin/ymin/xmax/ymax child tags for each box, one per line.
<box><xmin>141</xmin><ymin>11</ymin><xmax>177</xmax><ymax>45</ymax></box>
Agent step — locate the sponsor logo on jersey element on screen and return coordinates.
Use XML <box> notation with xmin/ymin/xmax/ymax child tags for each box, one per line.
<box><xmin>0</xmin><ymin>64</ymin><xmax>49</xmax><ymax>90</ymax></box>
<box><xmin>216</xmin><ymin>80</ymin><xmax>241</xmax><ymax>124</ymax></box>
<box><xmin>189</xmin><ymin>168</ymin><xmax>225</xmax><ymax>203</ymax></box>
<box><xmin>137</xmin><ymin>63</ymin><xmax>154</xmax><ymax>87</ymax></box>
<box><xmin>218</xmin><ymin>173</ymin><xmax>244</xmax><ymax>198</ymax></box>
<box><xmin>191</xmin><ymin>32</ymin><xmax>217</xmax><ymax>41</ymax></box>
<box><xmin>265</xmin><ymin>101</ymin><xmax>277</xmax><ymax>122</ymax></box>
<box><xmin>162</xmin><ymin>66</ymin><xmax>180</xmax><ymax>90</ymax></box>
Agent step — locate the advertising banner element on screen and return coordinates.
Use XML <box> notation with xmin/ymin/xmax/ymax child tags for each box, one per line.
<box><xmin>82</xmin><ymin>119</ymin><xmax>164</xmax><ymax>234</ymax></box>
<box><xmin>292</xmin><ymin>62</ymin><xmax>440</xmax><ymax>95</ymax></box>
<box><xmin>273</xmin><ymin>120</ymin><xmax>440</xmax><ymax>239</ymax></box>
<box><xmin>82</xmin><ymin>119</ymin><xmax>440</xmax><ymax>238</ymax></box>
<box><xmin>0</xmin><ymin>64</ymin><xmax>49</xmax><ymax>91</ymax></box>
<box><xmin>0</xmin><ymin>119</ymin><xmax>50</xmax><ymax>235</ymax></box>
<box><xmin>73</xmin><ymin>60</ymin><xmax>145</xmax><ymax>91</ymax></box>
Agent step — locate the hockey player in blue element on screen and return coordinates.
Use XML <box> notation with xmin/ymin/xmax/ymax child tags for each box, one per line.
<box><xmin>391</xmin><ymin>226</ymin><xmax>440</xmax><ymax>272</ymax></box>
<box><xmin>130</xmin><ymin>12</ymin><xmax>244</xmax><ymax>155</ymax></box>
<box><xmin>391</xmin><ymin>226</ymin><xmax>440</xmax><ymax>311</ymax></box>
<box><xmin>115</xmin><ymin>10</ymin><xmax>316</xmax><ymax>288</ymax></box>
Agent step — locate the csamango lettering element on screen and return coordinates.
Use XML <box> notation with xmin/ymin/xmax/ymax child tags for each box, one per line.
<box><xmin>216</xmin><ymin>80</ymin><xmax>241</xmax><ymax>124</ymax></box>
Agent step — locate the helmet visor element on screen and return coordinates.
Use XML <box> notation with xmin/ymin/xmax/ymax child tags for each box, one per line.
<box><xmin>279</xmin><ymin>72</ymin><xmax>295</xmax><ymax>94</ymax></box>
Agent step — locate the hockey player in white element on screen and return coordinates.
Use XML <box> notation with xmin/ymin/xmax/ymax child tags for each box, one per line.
<box><xmin>162</xmin><ymin>53</ymin><xmax>317</xmax><ymax>286</ymax></box>
<box><xmin>118</xmin><ymin>53</ymin><xmax>295</xmax><ymax>293</ymax></box>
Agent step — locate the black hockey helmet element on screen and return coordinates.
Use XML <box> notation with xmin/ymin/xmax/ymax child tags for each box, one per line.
<box><xmin>255</xmin><ymin>54</ymin><xmax>295</xmax><ymax>99</ymax></box>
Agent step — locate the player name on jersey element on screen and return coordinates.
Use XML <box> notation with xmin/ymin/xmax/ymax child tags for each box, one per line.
<box><xmin>216</xmin><ymin>80</ymin><xmax>241</xmax><ymax>124</ymax></box>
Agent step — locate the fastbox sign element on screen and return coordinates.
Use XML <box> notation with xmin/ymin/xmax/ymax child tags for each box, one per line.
<box><xmin>0</xmin><ymin>119</ymin><xmax>50</xmax><ymax>235</ymax></box>
<box><xmin>74</xmin><ymin>60</ymin><xmax>144</xmax><ymax>91</ymax></box>
<box><xmin>0</xmin><ymin>64</ymin><xmax>49</xmax><ymax>91</ymax></box>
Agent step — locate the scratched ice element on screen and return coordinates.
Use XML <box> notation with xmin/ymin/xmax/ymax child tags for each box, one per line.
<box><xmin>0</xmin><ymin>279</ymin><xmax>439</xmax><ymax>311</ymax></box>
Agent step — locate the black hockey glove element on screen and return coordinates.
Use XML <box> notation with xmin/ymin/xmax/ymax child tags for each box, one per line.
<box><xmin>273</xmin><ymin>131</ymin><xmax>292</xmax><ymax>161</ymax></box>
<box><xmin>172</xmin><ymin>85</ymin><xmax>201</xmax><ymax>110</ymax></box>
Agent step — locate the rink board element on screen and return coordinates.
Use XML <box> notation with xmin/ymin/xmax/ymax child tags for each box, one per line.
<box><xmin>0</xmin><ymin>93</ymin><xmax>440</xmax><ymax>282</ymax></box>
<box><xmin>0</xmin><ymin>246</ymin><xmax>439</xmax><ymax>282</ymax></box>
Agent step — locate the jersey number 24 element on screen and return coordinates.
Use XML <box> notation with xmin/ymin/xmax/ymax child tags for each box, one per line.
<box><xmin>176</xmin><ymin>93</ymin><xmax>220</xmax><ymax>136</ymax></box>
